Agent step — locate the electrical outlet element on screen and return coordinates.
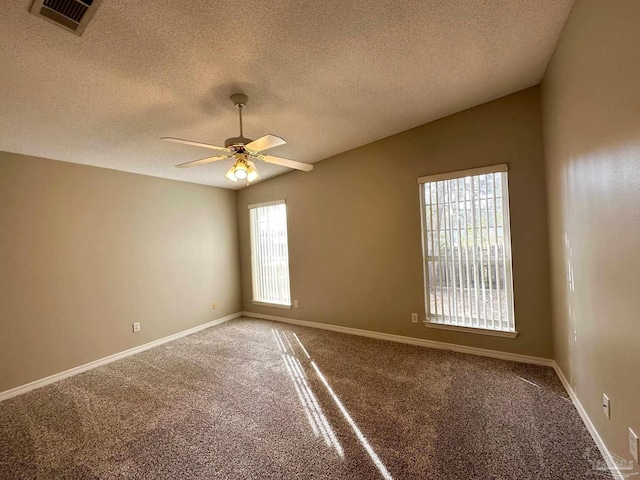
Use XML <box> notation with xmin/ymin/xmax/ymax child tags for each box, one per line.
<box><xmin>630</xmin><ymin>428</ymin><xmax>639</xmax><ymax>462</ymax></box>
<box><xmin>132</xmin><ymin>322</ymin><xmax>141</xmax><ymax>333</ymax></box>
<box><xmin>213</xmin><ymin>301</ymin><xmax>219</xmax><ymax>309</ymax></box>
<box><xmin>293</xmin><ymin>300</ymin><xmax>299</xmax><ymax>308</ymax></box>
<box><xmin>602</xmin><ymin>393</ymin><xmax>610</xmax><ymax>419</ymax></box>
<box><xmin>411</xmin><ymin>313</ymin><xmax>419</xmax><ymax>323</ymax></box>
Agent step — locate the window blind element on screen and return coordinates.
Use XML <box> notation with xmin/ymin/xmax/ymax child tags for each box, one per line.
<box><xmin>249</xmin><ymin>200</ymin><xmax>291</xmax><ymax>307</ymax></box>
<box><xmin>418</xmin><ymin>165</ymin><xmax>515</xmax><ymax>332</ymax></box>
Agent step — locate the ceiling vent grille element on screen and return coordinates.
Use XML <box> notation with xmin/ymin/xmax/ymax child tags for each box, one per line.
<box><xmin>30</xmin><ymin>0</ymin><xmax>103</xmax><ymax>36</ymax></box>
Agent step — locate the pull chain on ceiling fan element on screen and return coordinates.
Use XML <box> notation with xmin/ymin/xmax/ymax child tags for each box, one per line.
<box><xmin>162</xmin><ymin>94</ymin><xmax>313</xmax><ymax>184</ymax></box>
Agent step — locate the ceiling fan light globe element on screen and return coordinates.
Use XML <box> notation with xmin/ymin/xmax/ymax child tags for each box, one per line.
<box><xmin>225</xmin><ymin>166</ymin><xmax>238</xmax><ymax>182</ymax></box>
<box><xmin>234</xmin><ymin>164</ymin><xmax>248</xmax><ymax>180</ymax></box>
<box><xmin>247</xmin><ymin>170</ymin><xmax>260</xmax><ymax>183</ymax></box>
<box><xmin>246</xmin><ymin>160</ymin><xmax>260</xmax><ymax>183</ymax></box>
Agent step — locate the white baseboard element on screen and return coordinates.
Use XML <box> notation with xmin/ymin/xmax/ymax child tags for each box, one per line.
<box><xmin>0</xmin><ymin>312</ymin><xmax>242</xmax><ymax>402</ymax></box>
<box><xmin>1</xmin><ymin>310</ymin><xmax>622</xmax><ymax>480</ymax></box>
<box><xmin>242</xmin><ymin>310</ymin><xmax>621</xmax><ymax>480</ymax></box>
<box><xmin>240</xmin><ymin>311</ymin><xmax>554</xmax><ymax>366</ymax></box>
<box><xmin>552</xmin><ymin>364</ymin><xmax>624</xmax><ymax>480</ymax></box>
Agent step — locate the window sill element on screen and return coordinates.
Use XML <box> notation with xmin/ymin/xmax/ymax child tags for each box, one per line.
<box><xmin>423</xmin><ymin>321</ymin><xmax>518</xmax><ymax>338</ymax></box>
<box><xmin>251</xmin><ymin>300</ymin><xmax>292</xmax><ymax>310</ymax></box>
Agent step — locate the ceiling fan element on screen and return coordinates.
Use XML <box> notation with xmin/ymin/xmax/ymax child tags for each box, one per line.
<box><xmin>162</xmin><ymin>94</ymin><xmax>313</xmax><ymax>184</ymax></box>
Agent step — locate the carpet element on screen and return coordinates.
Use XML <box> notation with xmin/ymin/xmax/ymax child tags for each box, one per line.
<box><xmin>0</xmin><ymin>317</ymin><xmax>604</xmax><ymax>479</ymax></box>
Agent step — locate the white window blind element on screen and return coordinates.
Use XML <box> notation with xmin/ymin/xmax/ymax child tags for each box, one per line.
<box><xmin>418</xmin><ymin>164</ymin><xmax>515</xmax><ymax>333</ymax></box>
<box><xmin>249</xmin><ymin>200</ymin><xmax>291</xmax><ymax>307</ymax></box>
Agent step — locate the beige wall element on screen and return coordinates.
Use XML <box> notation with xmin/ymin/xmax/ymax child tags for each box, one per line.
<box><xmin>0</xmin><ymin>152</ymin><xmax>241</xmax><ymax>392</ymax></box>
<box><xmin>237</xmin><ymin>87</ymin><xmax>553</xmax><ymax>358</ymax></box>
<box><xmin>542</xmin><ymin>0</ymin><xmax>640</xmax><ymax>461</ymax></box>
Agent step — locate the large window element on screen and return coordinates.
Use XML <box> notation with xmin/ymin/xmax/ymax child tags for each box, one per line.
<box><xmin>249</xmin><ymin>200</ymin><xmax>291</xmax><ymax>308</ymax></box>
<box><xmin>418</xmin><ymin>164</ymin><xmax>516</xmax><ymax>336</ymax></box>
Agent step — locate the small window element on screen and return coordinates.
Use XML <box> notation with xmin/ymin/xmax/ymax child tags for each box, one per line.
<box><xmin>248</xmin><ymin>200</ymin><xmax>291</xmax><ymax>308</ymax></box>
<box><xmin>418</xmin><ymin>164</ymin><xmax>516</xmax><ymax>335</ymax></box>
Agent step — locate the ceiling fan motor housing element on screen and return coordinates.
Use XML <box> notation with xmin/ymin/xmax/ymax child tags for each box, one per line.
<box><xmin>224</xmin><ymin>136</ymin><xmax>253</xmax><ymax>149</ymax></box>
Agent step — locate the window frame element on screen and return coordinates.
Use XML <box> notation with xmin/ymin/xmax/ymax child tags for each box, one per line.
<box><xmin>417</xmin><ymin>164</ymin><xmax>517</xmax><ymax>338</ymax></box>
<box><xmin>248</xmin><ymin>199</ymin><xmax>292</xmax><ymax>309</ymax></box>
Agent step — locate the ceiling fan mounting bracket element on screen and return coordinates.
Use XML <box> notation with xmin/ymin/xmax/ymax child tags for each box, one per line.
<box><xmin>230</xmin><ymin>94</ymin><xmax>248</xmax><ymax>108</ymax></box>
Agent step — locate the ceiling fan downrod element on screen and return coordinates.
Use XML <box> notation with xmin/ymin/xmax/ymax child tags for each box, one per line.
<box><xmin>226</xmin><ymin>94</ymin><xmax>250</xmax><ymax>148</ymax></box>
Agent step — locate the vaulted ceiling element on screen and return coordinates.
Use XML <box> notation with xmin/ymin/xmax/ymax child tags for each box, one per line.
<box><xmin>0</xmin><ymin>0</ymin><xmax>573</xmax><ymax>189</ymax></box>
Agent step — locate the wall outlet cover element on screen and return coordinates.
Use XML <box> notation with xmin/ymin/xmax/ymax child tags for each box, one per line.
<box><xmin>132</xmin><ymin>322</ymin><xmax>141</xmax><ymax>333</ymax></box>
<box><xmin>411</xmin><ymin>313</ymin><xmax>419</xmax><ymax>323</ymax></box>
<box><xmin>602</xmin><ymin>393</ymin><xmax>610</xmax><ymax>419</ymax></box>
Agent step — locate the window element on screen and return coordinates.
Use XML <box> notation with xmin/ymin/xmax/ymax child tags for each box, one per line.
<box><xmin>418</xmin><ymin>164</ymin><xmax>516</xmax><ymax>336</ymax></box>
<box><xmin>249</xmin><ymin>200</ymin><xmax>291</xmax><ymax>307</ymax></box>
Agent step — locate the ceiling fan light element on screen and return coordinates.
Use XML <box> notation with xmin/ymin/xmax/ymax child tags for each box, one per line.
<box><xmin>225</xmin><ymin>165</ymin><xmax>238</xmax><ymax>182</ymax></box>
<box><xmin>234</xmin><ymin>162</ymin><xmax>248</xmax><ymax>180</ymax></box>
<box><xmin>246</xmin><ymin>161</ymin><xmax>260</xmax><ymax>183</ymax></box>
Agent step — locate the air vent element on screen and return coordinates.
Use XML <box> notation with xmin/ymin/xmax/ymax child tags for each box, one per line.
<box><xmin>30</xmin><ymin>0</ymin><xmax>103</xmax><ymax>36</ymax></box>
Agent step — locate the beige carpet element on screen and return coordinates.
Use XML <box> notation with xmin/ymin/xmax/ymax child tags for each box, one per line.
<box><xmin>0</xmin><ymin>317</ymin><xmax>603</xmax><ymax>479</ymax></box>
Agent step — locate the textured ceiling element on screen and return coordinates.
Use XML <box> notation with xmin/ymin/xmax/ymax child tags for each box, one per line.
<box><xmin>0</xmin><ymin>0</ymin><xmax>573</xmax><ymax>190</ymax></box>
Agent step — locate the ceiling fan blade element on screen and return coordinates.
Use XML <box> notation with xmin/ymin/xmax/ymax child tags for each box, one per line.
<box><xmin>260</xmin><ymin>154</ymin><xmax>313</xmax><ymax>172</ymax></box>
<box><xmin>176</xmin><ymin>155</ymin><xmax>232</xmax><ymax>168</ymax></box>
<box><xmin>162</xmin><ymin>137</ymin><xmax>231</xmax><ymax>153</ymax></box>
<box><xmin>245</xmin><ymin>134</ymin><xmax>286</xmax><ymax>152</ymax></box>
